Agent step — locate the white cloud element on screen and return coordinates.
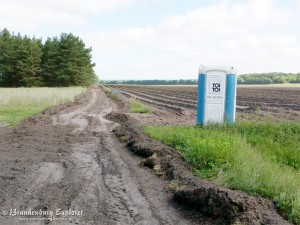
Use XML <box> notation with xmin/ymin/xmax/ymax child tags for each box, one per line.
<box><xmin>25</xmin><ymin>0</ymin><xmax>135</xmax><ymax>14</ymax></box>
<box><xmin>83</xmin><ymin>0</ymin><xmax>300</xmax><ymax>79</ymax></box>
<box><xmin>1</xmin><ymin>0</ymin><xmax>299</xmax><ymax>79</ymax></box>
<box><xmin>0</xmin><ymin>0</ymin><xmax>136</xmax><ymax>31</ymax></box>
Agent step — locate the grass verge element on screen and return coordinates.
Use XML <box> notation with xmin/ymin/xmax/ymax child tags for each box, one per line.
<box><xmin>144</xmin><ymin>121</ymin><xmax>300</xmax><ymax>224</ymax></box>
<box><xmin>129</xmin><ymin>97</ymin><xmax>150</xmax><ymax>113</ymax></box>
<box><xmin>0</xmin><ymin>87</ymin><xmax>86</xmax><ymax>125</ymax></box>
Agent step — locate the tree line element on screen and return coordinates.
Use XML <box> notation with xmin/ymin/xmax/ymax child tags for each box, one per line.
<box><xmin>100</xmin><ymin>79</ymin><xmax>198</xmax><ymax>85</ymax></box>
<box><xmin>0</xmin><ymin>28</ymin><xmax>97</xmax><ymax>87</ymax></box>
<box><xmin>101</xmin><ymin>73</ymin><xmax>300</xmax><ymax>85</ymax></box>
<box><xmin>237</xmin><ymin>73</ymin><xmax>300</xmax><ymax>84</ymax></box>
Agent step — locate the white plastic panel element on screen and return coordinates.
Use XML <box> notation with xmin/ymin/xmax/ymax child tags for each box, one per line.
<box><xmin>204</xmin><ymin>71</ymin><xmax>226</xmax><ymax>124</ymax></box>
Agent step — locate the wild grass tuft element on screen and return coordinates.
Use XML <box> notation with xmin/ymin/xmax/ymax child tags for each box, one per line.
<box><xmin>144</xmin><ymin>121</ymin><xmax>300</xmax><ymax>224</ymax></box>
<box><xmin>0</xmin><ymin>87</ymin><xmax>86</xmax><ymax>125</ymax></box>
<box><xmin>129</xmin><ymin>97</ymin><xmax>150</xmax><ymax>113</ymax></box>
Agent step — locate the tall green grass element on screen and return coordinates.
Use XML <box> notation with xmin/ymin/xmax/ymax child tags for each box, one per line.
<box><xmin>0</xmin><ymin>87</ymin><xmax>86</xmax><ymax>125</ymax></box>
<box><xmin>144</xmin><ymin>122</ymin><xmax>300</xmax><ymax>224</ymax></box>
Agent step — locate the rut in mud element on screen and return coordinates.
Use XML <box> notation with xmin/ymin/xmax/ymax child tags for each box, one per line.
<box><xmin>0</xmin><ymin>87</ymin><xmax>206</xmax><ymax>225</ymax></box>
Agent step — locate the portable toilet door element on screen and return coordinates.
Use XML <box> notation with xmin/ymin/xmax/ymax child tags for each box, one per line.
<box><xmin>197</xmin><ymin>66</ymin><xmax>229</xmax><ymax>125</ymax></box>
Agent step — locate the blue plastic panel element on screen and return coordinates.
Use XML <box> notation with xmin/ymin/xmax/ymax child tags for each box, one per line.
<box><xmin>225</xmin><ymin>74</ymin><xmax>237</xmax><ymax>125</ymax></box>
<box><xmin>197</xmin><ymin>73</ymin><xmax>206</xmax><ymax>125</ymax></box>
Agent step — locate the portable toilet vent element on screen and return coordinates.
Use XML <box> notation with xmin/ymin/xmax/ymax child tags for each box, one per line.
<box><xmin>197</xmin><ymin>65</ymin><xmax>237</xmax><ymax>125</ymax></box>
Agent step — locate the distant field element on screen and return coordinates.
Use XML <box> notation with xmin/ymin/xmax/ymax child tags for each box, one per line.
<box><xmin>105</xmin><ymin>84</ymin><xmax>300</xmax><ymax>121</ymax></box>
<box><xmin>0</xmin><ymin>87</ymin><xmax>86</xmax><ymax>125</ymax></box>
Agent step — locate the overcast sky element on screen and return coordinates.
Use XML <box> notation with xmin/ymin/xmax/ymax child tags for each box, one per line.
<box><xmin>1</xmin><ymin>0</ymin><xmax>300</xmax><ymax>80</ymax></box>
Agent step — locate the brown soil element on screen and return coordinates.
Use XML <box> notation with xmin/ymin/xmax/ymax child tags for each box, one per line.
<box><xmin>104</xmin><ymin>86</ymin><xmax>292</xmax><ymax>225</ymax></box>
<box><xmin>104</xmin><ymin>85</ymin><xmax>300</xmax><ymax>122</ymax></box>
<box><xmin>0</xmin><ymin>86</ymin><xmax>208</xmax><ymax>225</ymax></box>
<box><xmin>106</xmin><ymin>111</ymin><xmax>290</xmax><ymax>225</ymax></box>
<box><xmin>0</xmin><ymin>86</ymin><xmax>292</xmax><ymax>225</ymax></box>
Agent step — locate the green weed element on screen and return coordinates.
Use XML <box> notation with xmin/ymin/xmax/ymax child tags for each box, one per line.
<box><xmin>129</xmin><ymin>97</ymin><xmax>150</xmax><ymax>113</ymax></box>
<box><xmin>144</xmin><ymin>121</ymin><xmax>300</xmax><ymax>224</ymax></box>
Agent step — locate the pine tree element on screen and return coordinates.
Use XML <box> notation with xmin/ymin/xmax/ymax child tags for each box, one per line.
<box><xmin>0</xmin><ymin>29</ymin><xmax>15</xmax><ymax>86</ymax></box>
<box><xmin>41</xmin><ymin>33</ymin><xmax>97</xmax><ymax>87</ymax></box>
<box><xmin>41</xmin><ymin>37</ymin><xmax>60</xmax><ymax>86</ymax></box>
<box><xmin>16</xmin><ymin>36</ymin><xmax>43</xmax><ymax>87</ymax></box>
<box><xmin>1</xmin><ymin>29</ymin><xmax>97</xmax><ymax>87</ymax></box>
<box><xmin>57</xmin><ymin>33</ymin><xmax>96</xmax><ymax>86</ymax></box>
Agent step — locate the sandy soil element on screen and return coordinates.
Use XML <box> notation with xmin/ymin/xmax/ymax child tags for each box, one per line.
<box><xmin>0</xmin><ymin>86</ymin><xmax>209</xmax><ymax>225</ymax></box>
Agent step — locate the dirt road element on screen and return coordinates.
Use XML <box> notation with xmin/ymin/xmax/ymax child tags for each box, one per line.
<box><xmin>0</xmin><ymin>87</ymin><xmax>203</xmax><ymax>225</ymax></box>
<box><xmin>0</xmin><ymin>86</ymin><xmax>291</xmax><ymax>225</ymax></box>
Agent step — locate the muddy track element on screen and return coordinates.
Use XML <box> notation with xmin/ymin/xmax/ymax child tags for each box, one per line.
<box><xmin>106</xmin><ymin>110</ymin><xmax>290</xmax><ymax>225</ymax></box>
<box><xmin>0</xmin><ymin>86</ymin><xmax>293</xmax><ymax>225</ymax></box>
<box><xmin>0</xmin><ymin>87</ymin><xmax>207</xmax><ymax>225</ymax></box>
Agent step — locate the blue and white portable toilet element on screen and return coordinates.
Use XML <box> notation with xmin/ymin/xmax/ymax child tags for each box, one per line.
<box><xmin>197</xmin><ymin>66</ymin><xmax>237</xmax><ymax>125</ymax></box>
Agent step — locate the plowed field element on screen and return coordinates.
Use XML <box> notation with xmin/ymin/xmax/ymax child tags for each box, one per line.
<box><xmin>104</xmin><ymin>85</ymin><xmax>300</xmax><ymax>122</ymax></box>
